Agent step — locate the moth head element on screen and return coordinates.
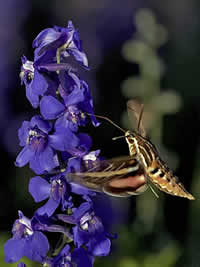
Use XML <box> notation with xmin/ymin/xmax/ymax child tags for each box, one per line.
<box><xmin>125</xmin><ymin>130</ymin><xmax>135</xmax><ymax>145</ymax></box>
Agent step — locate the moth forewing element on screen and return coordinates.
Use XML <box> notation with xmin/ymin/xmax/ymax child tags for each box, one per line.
<box><xmin>68</xmin><ymin>156</ymin><xmax>148</xmax><ymax>197</ymax></box>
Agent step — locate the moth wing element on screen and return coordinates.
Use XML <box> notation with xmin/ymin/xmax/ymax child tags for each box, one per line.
<box><xmin>127</xmin><ymin>99</ymin><xmax>147</xmax><ymax>138</ymax></box>
<box><xmin>68</xmin><ymin>156</ymin><xmax>148</xmax><ymax>197</ymax></box>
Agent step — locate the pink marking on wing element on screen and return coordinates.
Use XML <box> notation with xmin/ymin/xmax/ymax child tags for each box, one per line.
<box><xmin>109</xmin><ymin>175</ymin><xmax>146</xmax><ymax>188</ymax></box>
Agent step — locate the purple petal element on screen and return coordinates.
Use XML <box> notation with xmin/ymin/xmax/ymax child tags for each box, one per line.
<box><xmin>72</xmin><ymin>248</ymin><xmax>93</xmax><ymax>267</ymax></box>
<box><xmin>21</xmin><ymin>55</ymin><xmax>27</xmax><ymax>64</ymax></box>
<box><xmin>73</xmin><ymin>226</ymin><xmax>88</xmax><ymax>248</ymax></box>
<box><xmin>58</xmin><ymin>69</ymin><xmax>81</xmax><ymax>98</ymax></box>
<box><xmin>33</xmin><ymin>27</ymin><xmax>69</xmax><ymax>59</ymax></box>
<box><xmin>26</xmin><ymin>84</ymin><xmax>40</xmax><ymax>108</ymax></box>
<box><xmin>29</xmin><ymin>176</ymin><xmax>50</xmax><ymax>202</ymax></box>
<box><xmin>87</xmin><ymin>236</ymin><xmax>111</xmax><ymax>256</ymax></box>
<box><xmin>33</xmin><ymin>28</ymin><xmax>61</xmax><ymax>50</ymax></box>
<box><xmin>57</xmin><ymin>213</ymin><xmax>77</xmax><ymax>224</ymax></box>
<box><xmin>49</xmin><ymin>127</ymin><xmax>79</xmax><ymax>151</ymax></box>
<box><xmin>4</xmin><ymin>238</ymin><xmax>26</xmax><ymax>263</ymax></box>
<box><xmin>40</xmin><ymin>96</ymin><xmax>65</xmax><ymax>120</ymax></box>
<box><xmin>31</xmin><ymin>69</ymin><xmax>48</xmax><ymax>95</ymax></box>
<box><xmin>30</xmin><ymin>116</ymin><xmax>52</xmax><ymax>134</ymax></box>
<box><xmin>55</xmin><ymin>116</ymin><xmax>78</xmax><ymax>132</ymax></box>
<box><xmin>78</xmin><ymin>133</ymin><xmax>92</xmax><ymax>151</ymax></box>
<box><xmin>18</xmin><ymin>121</ymin><xmax>30</xmax><ymax>146</ymax></box>
<box><xmin>38</xmin><ymin>63</ymin><xmax>75</xmax><ymax>72</ymax></box>
<box><xmin>36</xmin><ymin>197</ymin><xmax>59</xmax><ymax>217</ymax></box>
<box><xmin>66</xmin><ymin>157</ymin><xmax>81</xmax><ymax>173</ymax></box>
<box><xmin>30</xmin><ymin>146</ymin><xmax>58</xmax><ymax>174</ymax></box>
<box><xmin>17</xmin><ymin>262</ymin><xmax>26</xmax><ymax>267</ymax></box>
<box><xmin>63</xmin><ymin>88</ymin><xmax>85</xmax><ymax>107</ymax></box>
<box><xmin>71</xmin><ymin>183</ymin><xmax>94</xmax><ymax>196</ymax></box>
<box><xmin>68</xmin><ymin>48</ymin><xmax>89</xmax><ymax>69</ymax></box>
<box><xmin>24</xmin><ymin>231</ymin><xmax>49</xmax><ymax>262</ymax></box>
<box><xmin>34</xmin><ymin>48</ymin><xmax>56</xmax><ymax>65</ymax></box>
<box><xmin>15</xmin><ymin>146</ymin><xmax>34</xmax><ymax>167</ymax></box>
<box><xmin>66</xmin><ymin>69</ymin><xmax>81</xmax><ymax>89</ymax></box>
<box><xmin>73</xmin><ymin>202</ymin><xmax>91</xmax><ymax>221</ymax></box>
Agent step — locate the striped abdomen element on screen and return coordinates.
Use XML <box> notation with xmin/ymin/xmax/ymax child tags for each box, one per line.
<box><xmin>146</xmin><ymin>158</ymin><xmax>194</xmax><ymax>200</ymax></box>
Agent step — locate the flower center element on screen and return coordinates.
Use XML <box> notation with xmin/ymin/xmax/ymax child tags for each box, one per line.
<box><xmin>13</xmin><ymin>219</ymin><xmax>33</xmax><ymax>238</ymax></box>
<box><xmin>51</xmin><ymin>179</ymin><xmax>66</xmax><ymax>201</ymax></box>
<box><xmin>80</xmin><ymin>212</ymin><xmax>94</xmax><ymax>231</ymax></box>
<box><xmin>66</xmin><ymin>105</ymin><xmax>80</xmax><ymax>123</ymax></box>
<box><xmin>20</xmin><ymin>60</ymin><xmax>34</xmax><ymax>84</ymax></box>
<box><xmin>27</xmin><ymin>127</ymin><xmax>47</xmax><ymax>152</ymax></box>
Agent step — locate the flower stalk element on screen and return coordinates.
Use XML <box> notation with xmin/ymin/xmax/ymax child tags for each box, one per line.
<box><xmin>4</xmin><ymin>21</ymin><xmax>112</xmax><ymax>267</ymax></box>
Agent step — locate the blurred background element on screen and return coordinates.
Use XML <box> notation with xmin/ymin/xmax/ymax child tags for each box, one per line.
<box><xmin>1</xmin><ymin>0</ymin><xmax>200</xmax><ymax>266</ymax></box>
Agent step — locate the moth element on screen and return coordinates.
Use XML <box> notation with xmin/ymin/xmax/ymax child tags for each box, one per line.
<box><xmin>69</xmin><ymin>100</ymin><xmax>194</xmax><ymax>200</ymax></box>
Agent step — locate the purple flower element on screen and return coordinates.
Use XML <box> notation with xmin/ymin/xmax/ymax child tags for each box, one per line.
<box><xmin>31</xmin><ymin>213</ymin><xmax>73</xmax><ymax>238</ymax></box>
<box><xmin>43</xmin><ymin>245</ymin><xmax>93</xmax><ymax>267</ymax></box>
<box><xmin>5</xmin><ymin>20</ymin><xmax>113</xmax><ymax>267</ymax></box>
<box><xmin>59</xmin><ymin>202</ymin><xmax>111</xmax><ymax>257</ymax></box>
<box><xmin>40</xmin><ymin>79</ymin><xmax>99</xmax><ymax>131</ymax></box>
<box><xmin>15</xmin><ymin>115</ymin><xmax>79</xmax><ymax>174</ymax></box>
<box><xmin>4</xmin><ymin>211</ymin><xmax>49</xmax><ymax>263</ymax></box>
<box><xmin>29</xmin><ymin>175</ymin><xmax>73</xmax><ymax>217</ymax></box>
<box><xmin>17</xmin><ymin>262</ymin><xmax>26</xmax><ymax>267</ymax></box>
<box><xmin>64</xmin><ymin>150</ymin><xmax>100</xmax><ymax>199</ymax></box>
<box><xmin>58</xmin><ymin>69</ymin><xmax>81</xmax><ymax>97</ymax></box>
<box><xmin>68</xmin><ymin>133</ymin><xmax>93</xmax><ymax>157</ymax></box>
<box><xmin>33</xmin><ymin>21</ymin><xmax>88</xmax><ymax>68</ymax></box>
<box><xmin>29</xmin><ymin>170</ymin><xmax>95</xmax><ymax>218</ymax></box>
<box><xmin>20</xmin><ymin>56</ymin><xmax>49</xmax><ymax>108</ymax></box>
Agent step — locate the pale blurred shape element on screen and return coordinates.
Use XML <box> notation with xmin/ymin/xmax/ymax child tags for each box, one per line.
<box><xmin>122</xmin><ymin>77</ymin><xmax>152</xmax><ymax>98</ymax></box>
<box><xmin>150</xmin><ymin>91</ymin><xmax>182</xmax><ymax>114</ymax></box>
<box><xmin>135</xmin><ymin>8</ymin><xmax>168</xmax><ymax>47</ymax></box>
<box><xmin>122</xmin><ymin>40</ymin><xmax>153</xmax><ymax>63</ymax></box>
<box><xmin>122</xmin><ymin>40</ymin><xmax>165</xmax><ymax>79</ymax></box>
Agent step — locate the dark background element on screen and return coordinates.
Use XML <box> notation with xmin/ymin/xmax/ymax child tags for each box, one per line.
<box><xmin>1</xmin><ymin>1</ymin><xmax>200</xmax><ymax>266</ymax></box>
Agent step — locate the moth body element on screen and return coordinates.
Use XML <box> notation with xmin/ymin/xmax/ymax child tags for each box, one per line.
<box><xmin>125</xmin><ymin>130</ymin><xmax>194</xmax><ymax>200</ymax></box>
<box><xmin>68</xmin><ymin>100</ymin><xmax>194</xmax><ymax>200</ymax></box>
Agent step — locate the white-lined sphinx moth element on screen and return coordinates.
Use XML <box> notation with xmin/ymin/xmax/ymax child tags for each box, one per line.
<box><xmin>69</xmin><ymin>100</ymin><xmax>194</xmax><ymax>200</ymax></box>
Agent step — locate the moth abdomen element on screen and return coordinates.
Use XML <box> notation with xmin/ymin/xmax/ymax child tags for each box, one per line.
<box><xmin>146</xmin><ymin>160</ymin><xmax>194</xmax><ymax>200</ymax></box>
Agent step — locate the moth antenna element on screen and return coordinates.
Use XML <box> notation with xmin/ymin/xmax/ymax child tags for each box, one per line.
<box><xmin>112</xmin><ymin>135</ymin><xmax>126</xmax><ymax>141</ymax></box>
<box><xmin>149</xmin><ymin>184</ymin><xmax>159</xmax><ymax>199</ymax></box>
<box><xmin>112</xmin><ymin>133</ymin><xmax>133</xmax><ymax>141</ymax></box>
<box><xmin>137</xmin><ymin>104</ymin><xmax>144</xmax><ymax>133</ymax></box>
<box><xmin>86</xmin><ymin>112</ymin><xmax>126</xmax><ymax>133</ymax></box>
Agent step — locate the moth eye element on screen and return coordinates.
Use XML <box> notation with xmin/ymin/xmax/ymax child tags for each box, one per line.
<box><xmin>159</xmin><ymin>172</ymin><xmax>165</xmax><ymax>178</ymax></box>
<box><xmin>128</xmin><ymin>138</ymin><xmax>134</xmax><ymax>144</ymax></box>
<box><xmin>129</xmin><ymin>159</ymin><xmax>138</xmax><ymax>168</ymax></box>
<box><xmin>151</xmin><ymin>167</ymin><xmax>159</xmax><ymax>174</ymax></box>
